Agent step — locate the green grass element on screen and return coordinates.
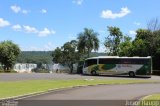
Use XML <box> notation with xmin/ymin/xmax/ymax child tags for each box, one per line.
<box><xmin>139</xmin><ymin>94</ymin><xmax>160</xmax><ymax>106</ymax></box>
<box><xmin>142</xmin><ymin>94</ymin><xmax>160</xmax><ymax>100</ymax></box>
<box><xmin>0</xmin><ymin>79</ymin><xmax>159</xmax><ymax>99</ymax></box>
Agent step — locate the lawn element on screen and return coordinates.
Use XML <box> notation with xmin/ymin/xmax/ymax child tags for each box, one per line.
<box><xmin>139</xmin><ymin>94</ymin><xmax>160</xmax><ymax>106</ymax></box>
<box><xmin>0</xmin><ymin>79</ymin><xmax>159</xmax><ymax>99</ymax></box>
<box><xmin>142</xmin><ymin>94</ymin><xmax>160</xmax><ymax>100</ymax></box>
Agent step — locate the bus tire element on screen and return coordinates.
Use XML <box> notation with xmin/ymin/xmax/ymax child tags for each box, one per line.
<box><xmin>129</xmin><ymin>71</ymin><xmax>135</xmax><ymax>77</ymax></box>
<box><xmin>91</xmin><ymin>70</ymin><xmax>97</xmax><ymax>76</ymax></box>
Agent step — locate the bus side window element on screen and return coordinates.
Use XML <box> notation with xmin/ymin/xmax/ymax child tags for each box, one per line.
<box><xmin>87</xmin><ymin>59</ymin><xmax>97</xmax><ymax>67</ymax></box>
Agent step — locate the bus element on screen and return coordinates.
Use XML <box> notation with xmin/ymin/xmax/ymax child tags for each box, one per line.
<box><xmin>83</xmin><ymin>56</ymin><xmax>152</xmax><ymax>77</ymax></box>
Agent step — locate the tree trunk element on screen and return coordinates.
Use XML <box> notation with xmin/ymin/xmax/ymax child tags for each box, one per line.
<box><xmin>68</xmin><ymin>64</ymin><xmax>73</xmax><ymax>74</ymax></box>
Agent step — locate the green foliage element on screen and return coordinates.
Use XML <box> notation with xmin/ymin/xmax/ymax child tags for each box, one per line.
<box><xmin>52</xmin><ymin>40</ymin><xmax>80</xmax><ymax>73</ymax></box>
<box><xmin>77</xmin><ymin>60</ymin><xmax>84</xmax><ymax>74</ymax></box>
<box><xmin>17</xmin><ymin>51</ymin><xmax>52</xmax><ymax>64</ymax></box>
<box><xmin>130</xmin><ymin>29</ymin><xmax>160</xmax><ymax>57</ymax></box>
<box><xmin>0</xmin><ymin>41</ymin><xmax>21</xmax><ymax>70</ymax></box>
<box><xmin>0</xmin><ymin>70</ymin><xmax>17</xmax><ymax>73</ymax></box>
<box><xmin>104</xmin><ymin>26</ymin><xmax>123</xmax><ymax>56</ymax></box>
<box><xmin>77</xmin><ymin>28</ymin><xmax>99</xmax><ymax>58</ymax></box>
<box><xmin>31</xmin><ymin>68</ymin><xmax>49</xmax><ymax>73</ymax></box>
<box><xmin>119</xmin><ymin>36</ymin><xmax>132</xmax><ymax>56</ymax></box>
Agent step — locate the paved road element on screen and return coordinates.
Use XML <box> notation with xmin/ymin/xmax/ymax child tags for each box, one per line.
<box><xmin>0</xmin><ymin>73</ymin><xmax>160</xmax><ymax>81</ymax></box>
<box><xmin>16</xmin><ymin>83</ymin><xmax>160</xmax><ymax>106</ymax></box>
<box><xmin>23</xmin><ymin>83</ymin><xmax>160</xmax><ymax>100</ymax></box>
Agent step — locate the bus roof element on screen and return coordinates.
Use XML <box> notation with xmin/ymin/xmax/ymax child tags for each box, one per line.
<box><xmin>86</xmin><ymin>56</ymin><xmax>151</xmax><ymax>60</ymax></box>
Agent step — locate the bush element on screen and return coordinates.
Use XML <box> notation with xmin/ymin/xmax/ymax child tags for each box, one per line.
<box><xmin>0</xmin><ymin>70</ymin><xmax>17</xmax><ymax>73</ymax></box>
<box><xmin>31</xmin><ymin>68</ymin><xmax>49</xmax><ymax>73</ymax></box>
<box><xmin>77</xmin><ymin>60</ymin><xmax>84</xmax><ymax>74</ymax></box>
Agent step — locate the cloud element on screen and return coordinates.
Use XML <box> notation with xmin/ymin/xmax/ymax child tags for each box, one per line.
<box><xmin>22</xmin><ymin>10</ymin><xmax>29</xmax><ymax>14</ymax></box>
<box><xmin>11</xmin><ymin>5</ymin><xmax>21</xmax><ymax>13</ymax></box>
<box><xmin>0</xmin><ymin>18</ymin><xmax>10</xmax><ymax>28</ymax></box>
<box><xmin>129</xmin><ymin>30</ymin><xmax>137</xmax><ymax>35</ymax></box>
<box><xmin>23</xmin><ymin>25</ymin><xmax>38</xmax><ymax>33</ymax></box>
<box><xmin>12</xmin><ymin>24</ymin><xmax>22</xmax><ymax>31</ymax></box>
<box><xmin>38</xmin><ymin>28</ymin><xmax>56</xmax><ymax>37</ymax></box>
<box><xmin>12</xmin><ymin>24</ymin><xmax>56</xmax><ymax>37</ymax></box>
<box><xmin>134</xmin><ymin>22</ymin><xmax>141</xmax><ymax>26</ymax></box>
<box><xmin>40</xmin><ymin>9</ymin><xmax>47</xmax><ymax>14</ymax></box>
<box><xmin>10</xmin><ymin>5</ymin><xmax>29</xmax><ymax>14</ymax></box>
<box><xmin>72</xmin><ymin>0</ymin><xmax>83</xmax><ymax>5</ymax></box>
<box><xmin>101</xmin><ymin>7</ymin><xmax>131</xmax><ymax>19</ymax></box>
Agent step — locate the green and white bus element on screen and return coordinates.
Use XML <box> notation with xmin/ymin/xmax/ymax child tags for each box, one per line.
<box><xmin>83</xmin><ymin>56</ymin><xmax>152</xmax><ymax>77</ymax></box>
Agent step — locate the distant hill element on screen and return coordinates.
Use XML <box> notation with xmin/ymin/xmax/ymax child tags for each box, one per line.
<box><xmin>16</xmin><ymin>51</ymin><xmax>107</xmax><ymax>64</ymax></box>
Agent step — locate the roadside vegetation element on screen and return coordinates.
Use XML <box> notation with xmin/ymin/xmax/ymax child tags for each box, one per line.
<box><xmin>0</xmin><ymin>18</ymin><xmax>160</xmax><ymax>73</ymax></box>
<box><xmin>0</xmin><ymin>79</ymin><xmax>159</xmax><ymax>99</ymax></box>
<box><xmin>142</xmin><ymin>94</ymin><xmax>160</xmax><ymax>100</ymax></box>
<box><xmin>139</xmin><ymin>94</ymin><xmax>160</xmax><ymax>106</ymax></box>
<box><xmin>0</xmin><ymin>41</ymin><xmax>20</xmax><ymax>72</ymax></box>
<box><xmin>51</xmin><ymin>18</ymin><xmax>160</xmax><ymax>73</ymax></box>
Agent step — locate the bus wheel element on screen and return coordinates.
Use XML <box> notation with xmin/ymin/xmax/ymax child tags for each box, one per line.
<box><xmin>129</xmin><ymin>71</ymin><xmax>135</xmax><ymax>77</ymax></box>
<box><xmin>91</xmin><ymin>70</ymin><xmax>97</xmax><ymax>76</ymax></box>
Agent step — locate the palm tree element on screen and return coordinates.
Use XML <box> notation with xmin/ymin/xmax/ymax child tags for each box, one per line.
<box><xmin>77</xmin><ymin>28</ymin><xmax>99</xmax><ymax>57</ymax></box>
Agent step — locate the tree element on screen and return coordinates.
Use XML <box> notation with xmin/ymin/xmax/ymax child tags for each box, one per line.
<box><xmin>119</xmin><ymin>36</ymin><xmax>132</xmax><ymax>56</ymax></box>
<box><xmin>77</xmin><ymin>28</ymin><xmax>99</xmax><ymax>58</ymax></box>
<box><xmin>61</xmin><ymin>40</ymin><xmax>80</xmax><ymax>73</ymax></box>
<box><xmin>104</xmin><ymin>26</ymin><xmax>123</xmax><ymax>56</ymax></box>
<box><xmin>131</xmin><ymin>39</ymin><xmax>149</xmax><ymax>56</ymax></box>
<box><xmin>0</xmin><ymin>41</ymin><xmax>21</xmax><ymax>71</ymax></box>
<box><xmin>147</xmin><ymin>18</ymin><xmax>160</xmax><ymax>31</ymax></box>
<box><xmin>52</xmin><ymin>40</ymin><xmax>80</xmax><ymax>73</ymax></box>
<box><xmin>132</xmin><ymin>28</ymin><xmax>159</xmax><ymax>57</ymax></box>
<box><xmin>147</xmin><ymin>18</ymin><xmax>160</xmax><ymax>56</ymax></box>
<box><xmin>51</xmin><ymin>47</ymin><xmax>63</xmax><ymax>64</ymax></box>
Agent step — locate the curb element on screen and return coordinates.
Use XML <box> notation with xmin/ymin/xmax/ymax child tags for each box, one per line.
<box><xmin>0</xmin><ymin>84</ymin><xmax>97</xmax><ymax>101</ymax></box>
<box><xmin>1</xmin><ymin>82</ymin><xmax>160</xmax><ymax>101</ymax></box>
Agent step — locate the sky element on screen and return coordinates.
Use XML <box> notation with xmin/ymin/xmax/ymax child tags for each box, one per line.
<box><xmin>0</xmin><ymin>0</ymin><xmax>159</xmax><ymax>52</ymax></box>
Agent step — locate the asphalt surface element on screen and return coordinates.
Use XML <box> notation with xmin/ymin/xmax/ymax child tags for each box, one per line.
<box><xmin>0</xmin><ymin>73</ymin><xmax>160</xmax><ymax>81</ymax></box>
<box><xmin>23</xmin><ymin>83</ymin><xmax>160</xmax><ymax>100</ymax></box>
<box><xmin>0</xmin><ymin>74</ymin><xmax>160</xmax><ymax>106</ymax></box>
<box><xmin>16</xmin><ymin>83</ymin><xmax>160</xmax><ymax>106</ymax></box>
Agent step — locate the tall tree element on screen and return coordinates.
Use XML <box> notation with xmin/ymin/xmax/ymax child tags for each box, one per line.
<box><xmin>77</xmin><ymin>28</ymin><xmax>99</xmax><ymax>58</ymax></box>
<box><xmin>0</xmin><ymin>41</ymin><xmax>21</xmax><ymax>71</ymax></box>
<box><xmin>131</xmin><ymin>39</ymin><xmax>149</xmax><ymax>56</ymax></box>
<box><xmin>133</xmin><ymin>29</ymin><xmax>159</xmax><ymax>56</ymax></box>
<box><xmin>119</xmin><ymin>36</ymin><xmax>132</xmax><ymax>56</ymax></box>
<box><xmin>52</xmin><ymin>40</ymin><xmax>80</xmax><ymax>73</ymax></box>
<box><xmin>62</xmin><ymin>40</ymin><xmax>79</xmax><ymax>73</ymax></box>
<box><xmin>104</xmin><ymin>26</ymin><xmax>123</xmax><ymax>56</ymax></box>
<box><xmin>51</xmin><ymin>47</ymin><xmax>63</xmax><ymax>64</ymax></box>
<box><xmin>147</xmin><ymin>18</ymin><xmax>160</xmax><ymax>31</ymax></box>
